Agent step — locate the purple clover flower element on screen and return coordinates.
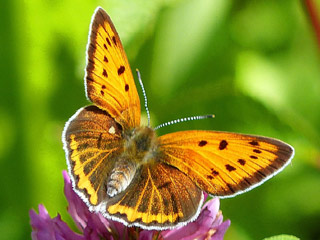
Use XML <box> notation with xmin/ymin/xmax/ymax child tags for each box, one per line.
<box><xmin>30</xmin><ymin>171</ymin><xmax>230</xmax><ymax>240</ymax></box>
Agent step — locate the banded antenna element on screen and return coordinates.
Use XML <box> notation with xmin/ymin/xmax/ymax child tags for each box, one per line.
<box><xmin>136</xmin><ymin>69</ymin><xmax>151</xmax><ymax>127</ymax></box>
<box><xmin>155</xmin><ymin>114</ymin><xmax>215</xmax><ymax>130</ymax></box>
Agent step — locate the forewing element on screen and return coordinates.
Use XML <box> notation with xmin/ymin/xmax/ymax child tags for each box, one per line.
<box><xmin>159</xmin><ymin>130</ymin><xmax>294</xmax><ymax>197</ymax></box>
<box><xmin>63</xmin><ymin>105</ymin><xmax>123</xmax><ymax>206</ymax></box>
<box><xmin>86</xmin><ymin>7</ymin><xmax>140</xmax><ymax>128</ymax></box>
<box><xmin>104</xmin><ymin>163</ymin><xmax>203</xmax><ymax>229</ymax></box>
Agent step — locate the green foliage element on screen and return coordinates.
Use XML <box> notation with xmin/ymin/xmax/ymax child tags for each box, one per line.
<box><xmin>0</xmin><ymin>0</ymin><xmax>319</xmax><ymax>239</ymax></box>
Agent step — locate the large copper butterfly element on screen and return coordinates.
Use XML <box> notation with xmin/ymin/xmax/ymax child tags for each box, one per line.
<box><xmin>63</xmin><ymin>7</ymin><xmax>294</xmax><ymax>230</ymax></box>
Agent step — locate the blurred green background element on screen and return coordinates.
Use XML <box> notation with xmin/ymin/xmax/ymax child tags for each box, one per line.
<box><xmin>1</xmin><ymin>0</ymin><xmax>320</xmax><ymax>239</ymax></box>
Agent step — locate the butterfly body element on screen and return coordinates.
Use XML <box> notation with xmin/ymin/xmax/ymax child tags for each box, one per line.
<box><xmin>62</xmin><ymin>7</ymin><xmax>294</xmax><ymax>230</ymax></box>
<box><xmin>107</xmin><ymin>126</ymin><xmax>159</xmax><ymax>197</ymax></box>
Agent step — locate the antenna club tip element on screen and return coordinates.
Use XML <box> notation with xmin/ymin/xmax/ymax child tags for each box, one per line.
<box><xmin>204</xmin><ymin>114</ymin><xmax>215</xmax><ymax>118</ymax></box>
<box><xmin>136</xmin><ymin>68</ymin><xmax>139</xmax><ymax>72</ymax></box>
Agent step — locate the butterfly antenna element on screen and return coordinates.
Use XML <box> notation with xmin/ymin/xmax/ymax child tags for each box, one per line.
<box><xmin>136</xmin><ymin>69</ymin><xmax>151</xmax><ymax>127</ymax></box>
<box><xmin>154</xmin><ymin>114</ymin><xmax>215</xmax><ymax>130</ymax></box>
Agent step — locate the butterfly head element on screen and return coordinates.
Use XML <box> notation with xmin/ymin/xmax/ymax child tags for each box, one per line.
<box><xmin>124</xmin><ymin>126</ymin><xmax>159</xmax><ymax>164</ymax></box>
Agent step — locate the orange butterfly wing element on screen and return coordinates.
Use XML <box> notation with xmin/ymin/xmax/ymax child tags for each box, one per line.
<box><xmin>86</xmin><ymin>7</ymin><xmax>140</xmax><ymax>128</ymax></box>
<box><xmin>159</xmin><ymin>130</ymin><xmax>294</xmax><ymax>197</ymax></box>
<box><xmin>63</xmin><ymin>106</ymin><xmax>123</xmax><ymax>206</ymax></box>
<box><xmin>105</xmin><ymin>163</ymin><xmax>203</xmax><ymax>229</ymax></box>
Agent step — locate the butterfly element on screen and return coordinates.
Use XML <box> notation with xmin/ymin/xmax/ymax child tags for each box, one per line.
<box><xmin>62</xmin><ymin>7</ymin><xmax>294</xmax><ymax>230</ymax></box>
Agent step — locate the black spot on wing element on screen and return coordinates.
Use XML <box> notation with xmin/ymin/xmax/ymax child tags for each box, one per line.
<box><xmin>238</xmin><ymin>159</ymin><xmax>246</xmax><ymax>165</ymax></box>
<box><xmin>249</xmin><ymin>140</ymin><xmax>259</xmax><ymax>146</ymax></box>
<box><xmin>225</xmin><ymin>164</ymin><xmax>236</xmax><ymax>172</ymax></box>
<box><xmin>106</xmin><ymin>37</ymin><xmax>111</xmax><ymax>46</ymax></box>
<box><xmin>118</xmin><ymin>66</ymin><xmax>125</xmax><ymax>75</ymax></box>
<box><xmin>207</xmin><ymin>175</ymin><xmax>214</xmax><ymax>180</ymax></box>
<box><xmin>219</xmin><ymin>140</ymin><xmax>228</xmax><ymax>150</ymax></box>
<box><xmin>112</xmin><ymin>36</ymin><xmax>117</xmax><ymax>46</ymax></box>
<box><xmin>198</xmin><ymin>140</ymin><xmax>207</xmax><ymax>147</ymax></box>
<box><xmin>211</xmin><ymin>168</ymin><xmax>219</xmax><ymax>176</ymax></box>
<box><xmin>103</xmin><ymin>69</ymin><xmax>108</xmax><ymax>78</ymax></box>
